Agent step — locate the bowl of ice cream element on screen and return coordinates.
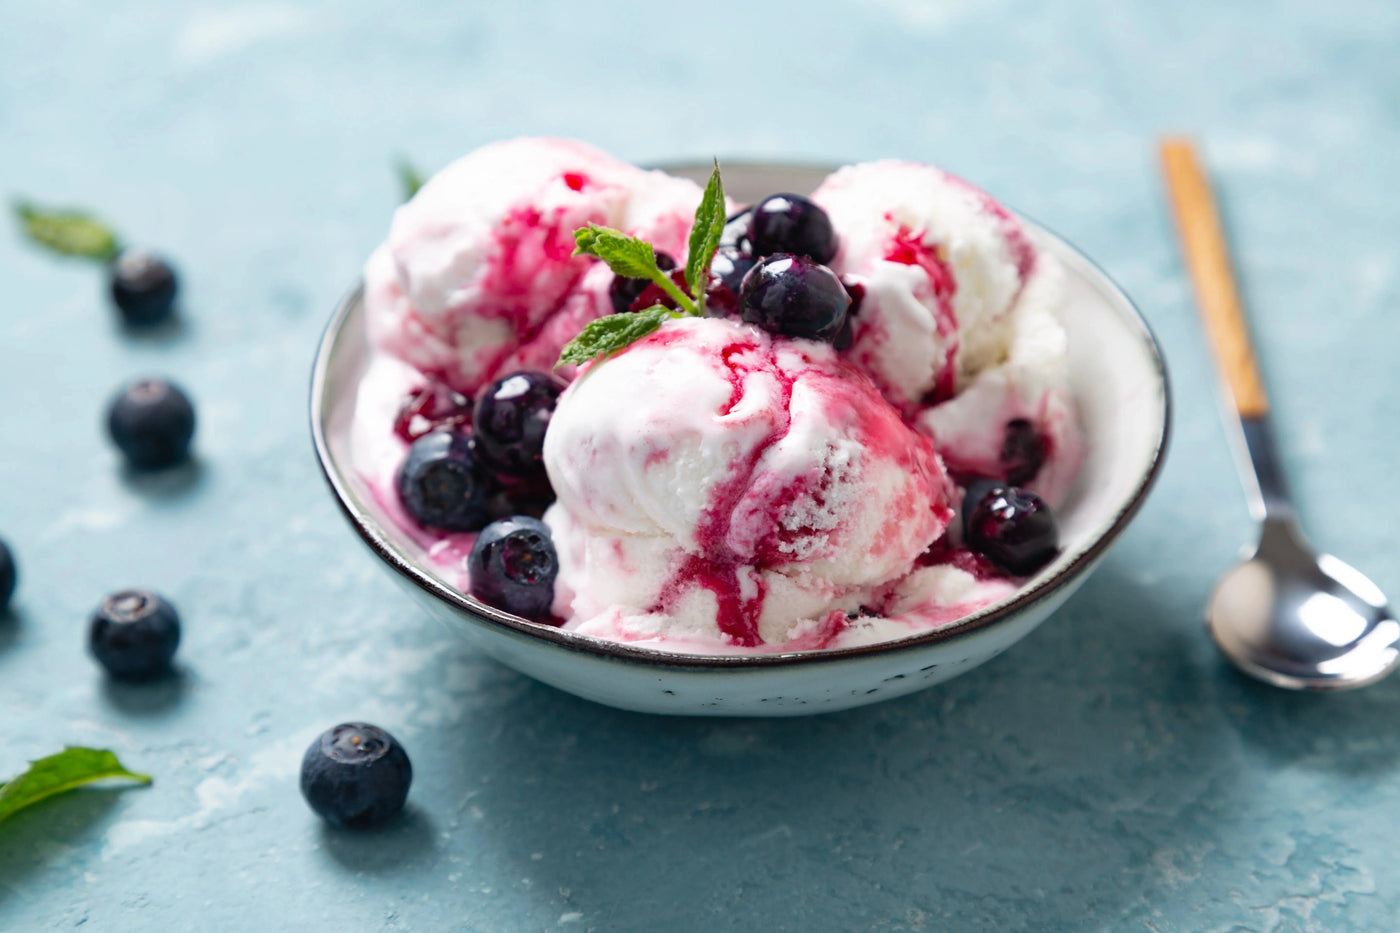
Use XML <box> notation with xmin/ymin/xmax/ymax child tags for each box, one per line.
<box><xmin>311</xmin><ymin>141</ymin><xmax>1169</xmax><ymax>716</ymax></box>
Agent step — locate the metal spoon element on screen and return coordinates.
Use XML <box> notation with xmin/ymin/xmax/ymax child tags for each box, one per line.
<box><xmin>1160</xmin><ymin>138</ymin><xmax>1400</xmax><ymax>690</ymax></box>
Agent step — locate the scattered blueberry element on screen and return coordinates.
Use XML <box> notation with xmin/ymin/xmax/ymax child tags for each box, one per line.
<box><xmin>472</xmin><ymin>371</ymin><xmax>562</xmax><ymax>484</ymax></box>
<box><xmin>609</xmin><ymin>250</ymin><xmax>676</xmax><ymax>314</ymax></box>
<box><xmin>109</xmin><ymin>249</ymin><xmax>178</xmax><ymax>326</ymax></box>
<box><xmin>0</xmin><ymin>539</ymin><xmax>15</xmax><ymax>613</ymax></box>
<box><xmin>397</xmin><ymin>429</ymin><xmax>492</xmax><ymax>531</ymax></box>
<box><xmin>719</xmin><ymin>208</ymin><xmax>753</xmax><ymax>252</ymax></box>
<box><xmin>300</xmin><ymin>723</ymin><xmax>412</xmax><ymax>829</ymax></box>
<box><xmin>106</xmin><ymin>378</ymin><xmax>196</xmax><ymax>470</ymax></box>
<box><xmin>393</xmin><ymin>381</ymin><xmax>473</xmax><ymax>443</ymax></box>
<box><xmin>88</xmin><ymin>590</ymin><xmax>180</xmax><ymax>680</ymax></box>
<box><xmin>999</xmin><ymin>419</ymin><xmax>1048</xmax><ymax>486</ymax></box>
<box><xmin>739</xmin><ymin>253</ymin><xmax>851</xmax><ymax>342</ymax></box>
<box><xmin>963</xmin><ymin>485</ymin><xmax>1059</xmax><ymax>576</ymax></box>
<box><xmin>468</xmin><ymin>516</ymin><xmax>559</xmax><ymax>620</ymax></box>
<box><xmin>749</xmin><ymin>194</ymin><xmax>837</xmax><ymax>264</ymax></box>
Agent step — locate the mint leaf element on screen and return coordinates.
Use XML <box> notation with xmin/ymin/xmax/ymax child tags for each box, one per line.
<box><xmin>574</xmin><ymin>224</ymin><xmax>697</xmax><ymax>314</ymax></box>
<box><xmin>0</xmin><ymin>747</ymin><xmax>150</xmax><ymax>824</ymax></box>
<box><xmin>396</xmin><ymin>158</ymin><xmax>426</xmax><ymax>202</ymax></box>
<box><xmin>556</xmin><ymin>305</ymin><xmax>679</xmax><ymax>369</ymax></box>
<box><xmin>685</xmin><ymin>160</ymin><xmax>727</xmax><ymax>308</ymax></box>
<box><xmin>12</xmin><ymin>202</ymin><xmax>122</xmax><ymax>262</ymax></box>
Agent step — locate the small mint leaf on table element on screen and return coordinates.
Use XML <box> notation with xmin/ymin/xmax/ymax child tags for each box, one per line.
<box><xmin>556</xmin><ymin>304</ymin><xmax>679</xmax><ymax>369</ymax></box>
<box><xmin>0</xmin><ymin>747</ymin><xmax>150</xmax><ymax>825</ymax></box>
<box><xmin>397</xmin><ymin>158</ymin><xmax>426</xmax><ymax>202</ymax></box>
<box><xmin>684</xmin><ymin>160</ymin><xmax>727</xmax><ymax>310</ymax></box>
<box><xmin>12</xmin><ymin>202</ymin><xmax>122</xmax><ymax>262</ymax></box>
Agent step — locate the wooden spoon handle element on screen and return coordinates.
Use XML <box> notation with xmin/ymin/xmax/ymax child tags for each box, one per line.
<box><xmin>1159</xmin><ymin>137</ymin><xmax>1270</xmax><ymax>418</ymax></box>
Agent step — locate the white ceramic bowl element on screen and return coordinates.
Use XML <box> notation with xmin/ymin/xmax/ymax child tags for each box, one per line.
<box><xmin>311</xmin><ymin>162</ymin><xmax>1170</xmax><ymax>717</ymax></box>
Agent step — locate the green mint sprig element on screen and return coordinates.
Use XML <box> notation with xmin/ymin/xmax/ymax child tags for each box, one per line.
<box><xmin>558</xmin><ymin>163</ymin><xmax>726</xmax><ymax>368</ymax></box>
<box><xmin>396</xmin><ymin>158</ymin><xmax>427</xmax><ymax>202</ymax></box>
<box><xmin>0</xmin><ymin>747</ymin><xmax>150</xmax><ymax>825</ymax></box>
<box><xmin>12</xmin><ymin>201</ymin><xmax>122</xmax><ymax>262</ymax></box>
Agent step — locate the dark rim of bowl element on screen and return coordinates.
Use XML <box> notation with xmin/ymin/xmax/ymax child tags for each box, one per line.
<box><xmin>310</xmin><ymin>165</ymin><xmax>1171</xmax><ymax>671</ymax></box>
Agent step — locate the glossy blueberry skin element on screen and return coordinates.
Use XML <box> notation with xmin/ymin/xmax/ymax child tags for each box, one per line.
<box><xmin>88</xmin><ymin>590</ymin><xmax>180</xmax><ymax>680</ymax></box>
<box><xmin>963</xmin><ymin>485</ymin><xmax>1059</xmax><ymax>576</ymax></box>
<box><xmin>719</xmin><ymin>208</ymin><xmax>753</xmax><ymax>252</ymax></box>
<box><xmin>106</xmin><ymin>378</ymin><xmax>196</xmax><ymax>469</ymax></box>
<box><xmin>109</xmin><ymin>249</ymin><xmax>178</xmax><ymax>326</ymax></box>
<box><xmin>608</xmin><ymin>250</ymin><xmax>676</xmax><ymax>314</ymax></box>
<box><xmin>999</xmin><ymin>418</ymin><xmax>1048</xmax><ymax>486</ymax></box>
<box><xmin>0</xmin><ymin>539</ymin><xmax>15</xmax><ymax>613</ymax></box>
<box><xmin>749</xmin><ymin>194</ymin><xmax>837</xmax><ymax>264</ymax></box>
<box><xmin>300</xmin><ymin>723</ymin><xmax>412</xmax><ymax>829</ymax></box>
<box><xmin>397</xmin><ymin>429</ymin><xmax>492</xmax><ymax>531</ymax></box>
<box><xmin>472</xmin><ymin>371</ymin><xmax>563</xmax><ymax>483</ymax></box>
<box><xmin>738</xmin><ymin>253</ymin><xmax>851</xmax><ymax>342</ymax></box>
<box><xmin>468</xmin><ymin>516</ymin><xmax>559</xmax><ymax>620</ymax></box>
<box><xmin>710</xmin><ymin>247</ymin><xmax>756</xmax><ymax>299</ymax></box>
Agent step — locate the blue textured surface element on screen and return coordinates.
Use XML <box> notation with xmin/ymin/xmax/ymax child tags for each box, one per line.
<box><xmin>2</xmin><ymin>2</ymin><xmax>1399</xmax><ymax>930</ymax></box>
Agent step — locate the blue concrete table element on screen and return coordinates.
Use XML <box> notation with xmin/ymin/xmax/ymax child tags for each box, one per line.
<box><xmin>2</xmin><ymin>2</ymin><xmax>1398</xmax><ymax>929</ymax></box>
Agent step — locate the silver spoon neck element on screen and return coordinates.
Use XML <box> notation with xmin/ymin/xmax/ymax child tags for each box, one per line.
<box><xmin>1231</xmin><ymin>412</ymin><xmax>1297</xmax><ymax>524</ymax></box>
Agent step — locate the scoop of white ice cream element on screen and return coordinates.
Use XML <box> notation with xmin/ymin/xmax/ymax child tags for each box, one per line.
<box><xmin>364</xmin><ymin>137</ymin><xmax>703</xmax><ymax>397</ymax></box>
<box><xmin>542</xmin><ymin>316</ymin><xmax>955</xmax><ymax>648</ymax></box>
<box><xmin>812</xmin><ymin>160</ymin><xmax>1037</xmax><ymax>414</ymax></box>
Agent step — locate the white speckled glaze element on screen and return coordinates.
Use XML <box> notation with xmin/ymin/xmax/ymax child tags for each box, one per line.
<box><xmin>311</xmin><ymin>163</ymin><xmax>1170</xmax><ymax>717</ymax></box>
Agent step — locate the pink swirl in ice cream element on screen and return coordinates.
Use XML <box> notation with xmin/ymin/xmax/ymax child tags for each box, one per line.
<box><xmin>364</xmin><ymin>138</ymin><xmax>703</xmax><ymax>398</ymax></box>
<box><xmin>542</xmin><ymin>316</ymin><xmax>954</xmax><ymax>648</ymax></box>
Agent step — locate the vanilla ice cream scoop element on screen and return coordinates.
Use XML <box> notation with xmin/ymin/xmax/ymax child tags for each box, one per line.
<box><xmin>364</xmin><ymin>137</ymin><xmax>703</xmax><ymax>397</ymax></box>
<box><xmin>542</xmin><ymin>316</ymin><xmax>955</xmax><ymax>648</ymax></box>
<box><xmin>812</xmin><ymin>160</ymin><xmax>1037</xmax><ymax>414</ymax></box>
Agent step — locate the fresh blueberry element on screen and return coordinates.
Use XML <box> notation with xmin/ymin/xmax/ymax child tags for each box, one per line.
<box><xmin>468</xmin><ymin>516</ymin><xmax>559</xmax><ymax>620</ymax></box>
<box><xmin>719</xmin><ymin>208</ymin><xmax>753</xmax><ymax>252</ymax></box>
<box><xmin>999</xmin><ymin>419</ymin><xmax>1048</xmax><ymax>486</ymax></box>
<box><xmin>963</xmin><ymin>486</ymin><xmax>1059</xmax><ymax>575</ymax></box>
<box><xmin>739</xmin><ymin>253</ymin><xmax>851</xmax><ymax>342</ymax></box>
<box><xmin>393</xmin><ymin>381</ymin><xmax>473</xmax><ymax>443</ymax></box>
<box><xmin>109</xmin><ymin>249</ymin><xmax>178</xmax><ymax>327</ymax></box>
<box><xmin>749</xmin><ymin>194</ymin><xmax>837</xmax><ymax>264</ymax></box>
<box><xmin>106</xmin><ymin>378</ymin><xmax>196</xmax><ymax>470</ymax></box>
<box><xmin>831</xmin><ymin>279</ymin><xmax>864</xmax><ymax>351</ymax></box>
<box><xmin>472</xmin><ymin>371</ymin><xmax>562</xmax><ymax>484</ymax></box>
<box><xmin>0</xmin><ymin>539</ymin><xmax>15</xmax><ymax>613</ymax></box>
<box><xmin>609</xmin><ymin>250</ymin><xmax>676</xmax><ymax>314</ymax></box>
<box><xmin>710</xmin><ymin>247</ymin><xmax>756</xmax><ymax>297</ymax></box>
<box><xmin>300</xmin><ymin>723</ymin><xmax>412</xmax><ymax>829</ymax></box>
<box><xmin>88</xmin><ymin>590</ymin><xmax>180</xmax><ymax>680</ymax></box>
<box><xmin>397</xmin><ymin>429</ymin><xmax>492</xmax><ymax>531</ymax></box>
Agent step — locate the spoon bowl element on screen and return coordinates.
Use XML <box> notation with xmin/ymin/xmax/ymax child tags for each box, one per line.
<box><xmin>1209</xmin><ymin>518</ymin><xmax>1400</xmax><ymax>690</ymax></box>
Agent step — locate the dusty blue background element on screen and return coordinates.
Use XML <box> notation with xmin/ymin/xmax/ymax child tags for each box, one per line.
<box><xmin>3</xmin><ymin>1</ymin><xmax>1399</xmax><ymax>930</ymax></box>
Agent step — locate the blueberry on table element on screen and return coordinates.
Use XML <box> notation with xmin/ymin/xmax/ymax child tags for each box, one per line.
<box><xmin>397</xmin><ymin>429</ymin><xmax>492</xmax><ymax>531</ymax></box>
<box><xmin>472</xmin><ymin>371</ymin><xmax>563</xmax><ymax>484</ymax></box>
<box><xmin>300</xmin><ymin>723</ymin><xmax>412</xmax><ymax>829</ymax></box>
<box><xmin>106</xmin><ymin>378</ymin><xmax>196</xmax><ymax>470</ymax></box>
<box><xmin>468</xmin><ymin>516</ymin><xmax>559</xmax><ymax>620</ymax></box>
<box><xmin>964</xmin><ymin>486</ymin><xmax>1059</xmax><ymax>576</ymax></box>
<box><xmin>739</xmin><ymin>253</ymin><xmax>851</xmax><ymax>342</ymax></box>
<box><xmin>109</xmin><ymin>249</ymin><xmax>178</xmax><ymax>326</ymax></box>
<box><xmin>749</xmin><ymin>194</ymin><xmax>837</xmax><ymax>264</ymax></box>
<box><xmin>0</xmin><ymin>539</ymin><xmax>15</xmax><ymax>612</ymax></box>
<box><xmin>89</xmin><ymin>590</ymin><xmax>180</xmax><ymax>680</ymax></box>
<box><xmin>609</xmin><ymin>250</ymin><xmax>676</xmax><ymax>314</ymax></box>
